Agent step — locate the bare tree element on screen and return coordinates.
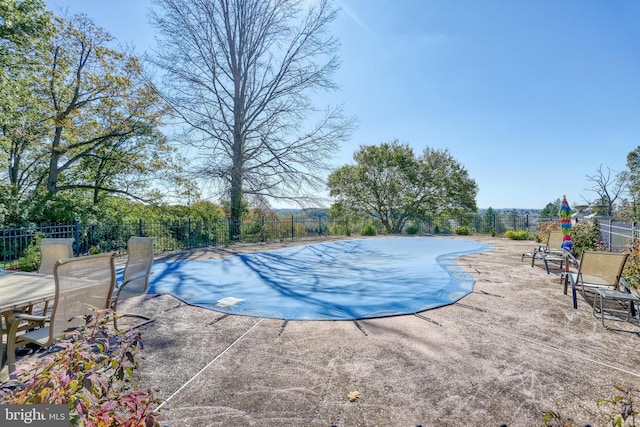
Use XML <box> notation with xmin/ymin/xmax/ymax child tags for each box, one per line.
<box><xmin>585</xmin><ymin>165</ymin><xmax>628</xmax><ymax>216</ymax></box>
<box><xmin>149</xmin><ymin>0</ymin><xmax>355</xmax><ymax>218</ymax></box>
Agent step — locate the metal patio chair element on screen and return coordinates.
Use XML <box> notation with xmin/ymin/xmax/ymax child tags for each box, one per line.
<box><xmin>593</xmin><ymin>277</ymin><xmax>639</xmax><ymax>328</ymax></box>
<box><xmin>0</xmin><ymin>238</ymin><xmax>75</xmax><ymax>337</ymax></box>
<box><xmin>111</xmin><ymin>237</ymin><xmax>156</xmax><ymax>331</ymax></box>
<box><xmin>5</xmin><ymin>252</ymin><xmax>116</xmax><ymax>374</ymax></box>
<box><xmin>38</xmin><ymin>238</ymin><xmax>75</xmax><ymax>275</ymax></box>
<box><xmin>567</xmin><ymin>251</ymin><xmax>629</xmax><ymax>310</ymax></box>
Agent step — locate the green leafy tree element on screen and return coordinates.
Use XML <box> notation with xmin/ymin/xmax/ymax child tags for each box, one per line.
<box><xmin>482</xmin><ymin>207</ymin><xmax>499</xmax><ymax>235</ymax></box>
<box><xmin>540</xmin><ymin>199</ymin><xmax>561</xmax><ymax>220</ymax></box>
<box><xmin>625</xmin><ymin>146</ymin><xmax>640</xmax><ymax>221</ymax></box>
<box><xmin>149</xmin><ymin>0</ymin><xmax>355</xmax><ymax>219</ymax></box>
<box><xmin>2</xmin><ymin>8</ymin><xmax>188</xmax><ymax>225</ymax></box>
<box><xmin>328</xmin><ymin>141</ymin><xmax>477</xmax><ymax>233</ymax></box>
<box><xmin>41</xmin><ymin>14</ymin><xmax>171</xmax><ymax>204</ymax></box>
<box><xmin>0</xmin><ymin>0</ymin><xmax>54</xmax><ymax>222</ymax></box>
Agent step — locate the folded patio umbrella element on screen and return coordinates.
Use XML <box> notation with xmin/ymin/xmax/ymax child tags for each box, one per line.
<box><xmin>558</xmin><ymin>195</ymin><xmax>573</xmax><ymax>253</ymax></box>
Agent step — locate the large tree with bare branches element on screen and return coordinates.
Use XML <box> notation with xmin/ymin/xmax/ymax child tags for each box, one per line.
<box><xmin>149</xmin><ymin>0</ymin><xmax>354</xmax><ymax>219</ymax></box>
<box><xmin>585</xmin><ymin>164</ymin><xmax>628</xmax><ymax>216</ymax></box>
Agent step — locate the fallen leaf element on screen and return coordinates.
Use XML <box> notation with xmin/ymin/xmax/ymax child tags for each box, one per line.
<box><xmin>347</xmin><ymin>391</ymin><xmax>361</xmax><ymax>402</ymax></box>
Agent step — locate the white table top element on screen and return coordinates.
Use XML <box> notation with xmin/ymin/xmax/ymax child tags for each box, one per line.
<box><xmin>0</xmin><ymin>271</ymin><xmax>55</xmax><ymax>313</ymax></box>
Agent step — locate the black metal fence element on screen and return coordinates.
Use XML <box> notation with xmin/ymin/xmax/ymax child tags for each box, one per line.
<box><xmin>0</xmin><ymin>211</ymin><xmax>537</xmax><ymax>268</ymax></box>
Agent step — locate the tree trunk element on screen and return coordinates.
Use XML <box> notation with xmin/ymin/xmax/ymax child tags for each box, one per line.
<box><xmin>46</xmin><ymin>125</ymin><xmax>63</xmax><ymax>194</ymax></box>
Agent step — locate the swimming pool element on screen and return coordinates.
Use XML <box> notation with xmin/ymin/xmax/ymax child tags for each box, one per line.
<box><xmin>147</xmin><ymin>237</ymin><xmax>493</xmax><ymax>320</ymax></box>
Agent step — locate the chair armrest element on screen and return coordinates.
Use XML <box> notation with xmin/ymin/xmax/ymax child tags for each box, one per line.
<box><xmin>13</xmin><ymin>312</ymin><xmax>48</xmax><ymax>322</ymax></box>
<box><xmin>563</xmin><ymin>250</ymin><xmax>578</xmax><ymax>266</ymax></box>
<box><xmin>619</xmin><ymin>277</ymin><xmax>633</xmax><ymax>293</ymax></box>
<box><xmin>118</xmin><ymin>271</ymin><xmax>152</xmax><ymax>290</ymax></box>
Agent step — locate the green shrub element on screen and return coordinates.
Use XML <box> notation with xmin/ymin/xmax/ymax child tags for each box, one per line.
<box><xmin>405</xmin><ymin>224</ymin><xmax>420</xmax><ymax>235</ymax></box>
<box><xmin>88</xmin><ymin>246</ymin><xmax>103</xmax><ymax>255</ymax></box>
<box><xmin>16</xmin><ymin>241</ymin><xmax>41</xmax><ymax>272</ymax></box>
<box><xmin>571</xmin><ymin>220</ymin><xmax>601</xmax><ymax>257</ymax></box>
<box><xmin>360</xmin><ymin>223</ymin><xmax>377</xmax><ymax>236</ymax></box>
<box><xmin>490</xmin><ymin>228</ymin><xmax>496</xmax><ymax>237</ymax></box>
<box><xmin>16</xmin><ymin>233</ymin><xmax>47</xmax><ymax>271</ymax></box>
<box><xmin>455</xmin><ymin>226</ymin><xmax>471</xmax><ymax>235</ymax></box>
<box><xmin>623</xmin><ymin>238</ymin><xmax>640</xmax><ymax>293</ymax></box>
<box><xmin>434</xmin><ymin>225</ymin><xmax>440</xmax><ymax>234</ymax></box>
<box><xmin>0</xmin><ymin>309</ymin><xmax>160</xmax><ymax>426</ymax></box>
<box><xmin>504</xmin><ymin>230</ymin><xmax>530</xmax><ymax>240</ymax></box>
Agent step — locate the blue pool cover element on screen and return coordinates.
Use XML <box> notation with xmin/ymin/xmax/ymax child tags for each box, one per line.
<box><xmin>147</xmin><ymin>237</ymin><xmax>493</xmax><ymax>320</ymax></box>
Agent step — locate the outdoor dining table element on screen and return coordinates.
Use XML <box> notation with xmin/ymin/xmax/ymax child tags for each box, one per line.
<box><xmin>0</xmin><ymin>270</ymin><xmax>55</xmax><ymax>368</ymax></box>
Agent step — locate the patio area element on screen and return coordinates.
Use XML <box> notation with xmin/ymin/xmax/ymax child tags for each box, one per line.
<box><xmin>13</xmin><ymin>236</ymin><xmax>640</xmax><ymax>425</ymax></box>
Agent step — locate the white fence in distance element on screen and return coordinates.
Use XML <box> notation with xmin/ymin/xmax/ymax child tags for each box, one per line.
<box><xmin>597</xmin><ymin>219</ymin><xmax>640</xmax><ymax>252</ymax></box>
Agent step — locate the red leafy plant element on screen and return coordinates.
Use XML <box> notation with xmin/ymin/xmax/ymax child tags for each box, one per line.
<box><xmin>0</xmin><ymin>309</ymin><xmax>159</xmax><ymax>427</ymax></box>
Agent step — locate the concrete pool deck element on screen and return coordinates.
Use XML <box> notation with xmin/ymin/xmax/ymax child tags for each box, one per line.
<box><xmin>15</xmin><ymin>235</ymin><xmax>640</xmax><ymax>425</ymax></box>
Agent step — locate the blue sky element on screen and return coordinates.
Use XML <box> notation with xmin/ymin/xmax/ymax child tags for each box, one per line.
<box><xmin>43</xmin><ymin>0</ymin><xmax>639</xmax><ymax>210</ymax></box>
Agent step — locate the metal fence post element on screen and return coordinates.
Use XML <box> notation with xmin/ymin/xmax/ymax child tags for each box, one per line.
<box><xmin>74</xmin><ymin>220</ymin><xmax>80</xmax><ymax>256</ymax></box>
<box><xmin>607</xmin><ymin>219</ymin><xmax>612</xmax><ymax>251</ymax></box>
<box><xmin>291</xmin><ymin>215</ymin><xmax>294</xmax><ymax>241</ymax></box>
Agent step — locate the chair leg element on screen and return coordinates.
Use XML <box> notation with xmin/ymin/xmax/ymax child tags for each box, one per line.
<box><xmin>6</xmin><ymin>318</ymin><xmax>24</xmax><ymax>375</ymax></box>
<box><xmin>599</xmin><ymin>293</ymin><xmax>606</xmax><ymax>328</ymax></box>
<box><xmin>113</xmin><ymin>313</ymin><xmax>155</xmax><ymax>332</ymax></box>
<box><xmin>594</xmin><ymin>293</ymin><xmax>639</xmax><ymax>329</ymax></box>
<box><xmin>562</xmin><ymin>273</ymin><xmax>569</xmax><ymax>295</ymax></box>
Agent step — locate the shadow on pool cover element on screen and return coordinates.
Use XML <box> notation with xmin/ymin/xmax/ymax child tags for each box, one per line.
<box><xmin>147</xmin><ymin>237</ymin><xmax>493</xmax><ymax>320</ymax></box>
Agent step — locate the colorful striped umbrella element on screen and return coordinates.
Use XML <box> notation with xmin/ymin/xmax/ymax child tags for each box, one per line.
<box><xmin>558</xmin><ymin>195</ymin><xmax>573</xmax><ymax>253</ymax></box>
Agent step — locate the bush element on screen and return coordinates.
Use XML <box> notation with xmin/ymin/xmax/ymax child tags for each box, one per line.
<box><xmin>504</xmin><ymin>230</ymin><xmax>530</xmax><ymax>240</ymax></box>
<box><xmin>0</xmin><ymin>310</ymin><xmax>160</xmax><ymax>427</ymax></box>
<box><xmin>360</xmin><ymin>223</ymin><xmax>377</xmax><ymax>236</ymax></box>
<box><xmin>88</xmin><ymin>246</ymin><xmax>103</xmax><ymax>255</ymax></box>
<box><xmin>16</xmin><ymin>234</ymin><xmax>47</xmax><ymax>272</ymax></box>
<box><xmin>455</xmin><ymin>226</ymin><xmax>471</xmax><ymax>235</ymax></box>
<box><xmin>623</xmin><ymin>238</ymin><xmax>640</xmax><ymax>293</ymax></box>
<box><xmin>536</xmin><ymin>221</ymin><xmax>560</xmax><ymax>243</ymax></box>
<box><xmin>571</xmin><ymin>220</ymin><xmax>602</xmax><ymax>257</ymax></box>
<box><xmin>405</xmin><ymin>224</ymin><xmax>420</xmax><ymax>235</ymax></box>
<box><xmin>16</xmin><ymin>242</ymin><xmax>40</xmax><ymax>272</ymax></box>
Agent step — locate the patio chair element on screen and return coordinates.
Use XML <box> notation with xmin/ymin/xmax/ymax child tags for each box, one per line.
<box><xmin>35</xmin><ymin>238</ymin><xmax>75</xmax><ymax>315</ymax></box>
<box><xmin>111</xmin><ymin>237</ymin><xmax>155</xmax><ymax>331</ymax></box>
<box><xmin>524</xmin><ymin>230</ymin><xmax>572</xmax><ymax>274</ymax></box>
<box><xmin>0</xmin><ymin>238</ymin><xmax>75</xmax><ymax>336</ymax></box>
<box><xmin>593</xmin><ymin>277</ymin><xmax>639</xmax><ymax>328</ymax></box>
<box><xmin>567</xmin><ymin>251</ymin><xmax>629</xmax><ymax>310</ymax></box>
<box><xmin>38</xmin><ymin>238</ymin><xmax>75</xmax><ymax>275</ymax></box>
<box><xmin>522</xmin><ymin>230</ymin><xmax>552</xmax><ymax>264</ymax></box>
<box><xmin>5</xmin><ymin>252</ymin><xmax>116</xmax><ymax>374</ymax></box>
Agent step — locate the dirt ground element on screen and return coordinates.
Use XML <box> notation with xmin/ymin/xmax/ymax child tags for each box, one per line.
<box><xmin>18</xmin><ymin>235</ymin><xmax>640</xmax><ymax>426</ymax></box>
